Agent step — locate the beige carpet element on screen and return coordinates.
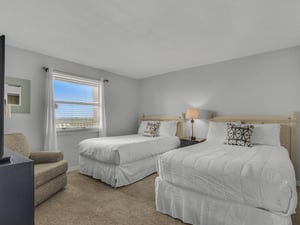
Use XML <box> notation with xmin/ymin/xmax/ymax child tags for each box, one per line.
<box><xmin>35</xmin><ymin>171</ymin><xmax>184</xmax><ymax>225</ymax></box>
<box><xmin>36</xmin><ymin>171</ymin><xmax>299</xmax><ymax>225</ymax></box>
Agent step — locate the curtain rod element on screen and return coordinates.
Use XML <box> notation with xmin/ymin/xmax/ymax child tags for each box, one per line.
<box><xmin>42</xmin><ymin>67</ymin><xmax>109</xmax><ymax>83</ymax></box>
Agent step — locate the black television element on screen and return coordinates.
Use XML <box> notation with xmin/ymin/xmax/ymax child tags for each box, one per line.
<box><xmin>0</xmin><ymin>35</ymin><xmax>4</xmax><ymax>159</ymax></box>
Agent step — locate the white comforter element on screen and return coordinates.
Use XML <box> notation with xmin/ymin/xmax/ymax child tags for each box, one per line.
<box><xmin>79</xmin><ymin>134</ymin><xmax>179</xmax><ymax>165</ymax></box>
<box><xmin>157</xmin><ymin>142</ymin><xmax>297</xmax><ymax>215</ymax></box>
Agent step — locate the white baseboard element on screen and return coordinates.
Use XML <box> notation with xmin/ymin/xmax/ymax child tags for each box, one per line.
<box><xmin>68</xmin><ymin>165</ymin><xmax>79</xmax><ymax>172</ymax></box>
<box><xmin>297</xmin><ymin>180</ymin><xmax>300</xmax><ymax>186</ymax></box>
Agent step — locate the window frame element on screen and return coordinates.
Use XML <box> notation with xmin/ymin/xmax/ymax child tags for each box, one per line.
<box><xmin>53</xmin><ymin>71</ymin><xmax>101</xmax><ymax>133</ymax></box>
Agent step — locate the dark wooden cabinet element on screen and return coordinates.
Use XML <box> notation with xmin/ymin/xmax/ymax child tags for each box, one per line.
<box><xmin>0</xmin><ymin>148</ymin><xmax>34</xmax><ymax>225</ymax></box>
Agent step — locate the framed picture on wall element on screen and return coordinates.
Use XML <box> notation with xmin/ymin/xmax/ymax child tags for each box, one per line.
<box><xmin>5</xmin><ymin>77</ymin><xmax>30</xmax><ymax>113</ymax></box>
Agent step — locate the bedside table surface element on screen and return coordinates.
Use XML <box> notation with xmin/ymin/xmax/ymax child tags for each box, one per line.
<box><xmin>181</xmin><ymin>137</ymin><xmax>206</xmax><ymax>142</ymax></box>
<box><xmin>180</xmin><ymin>138</ymin><xmax>206</xmax><ymax>148</ymax></box>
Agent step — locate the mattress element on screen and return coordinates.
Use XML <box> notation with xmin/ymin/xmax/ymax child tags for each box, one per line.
<box><xmin>157</xmin><ymin>142</ymin><xmax>297</xmax><ymax>215</ymax></box>
<box><xmin>79</xmin><ymin>134</ymin><xmax>180</xmax><ymax>165</ymax></box>
<box><xmin>155</xmin><ymin>177</ymin><xmax>292</xmax><ymax>225</ymax></box>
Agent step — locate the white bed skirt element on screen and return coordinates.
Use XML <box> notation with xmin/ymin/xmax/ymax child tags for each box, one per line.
<box><xmin>155</xmin><ymin>177</ymin><xmax>292</xmax><ymax>225</ymax></box>
<box><xmin>79</xmin><ymin>155</ymin><xmax>158</xmax><ymax>187</ymax></box>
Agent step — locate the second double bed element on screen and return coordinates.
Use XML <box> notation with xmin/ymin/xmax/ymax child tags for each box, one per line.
<box><xmin>79</xmin><ymin>114</ymin><xmax>184</xmax><ymax>187</ymax></box>
<box><xmin>155</xmin><ymin>113</ymin><xmax>297</xmax><ymax>225</ymax></box>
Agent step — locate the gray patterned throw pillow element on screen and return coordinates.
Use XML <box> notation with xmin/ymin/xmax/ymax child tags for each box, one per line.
<box><xmin>143</xmin><ymin>122</ymin><xmax>160</xmax><ymax>137</ymax></box>
<box><xmin>224</xmin><ymin>123</ymin><xmax>254</xmax><ymax>147</ymax></box>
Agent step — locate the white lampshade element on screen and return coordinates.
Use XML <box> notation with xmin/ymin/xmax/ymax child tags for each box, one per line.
<box><xmin>185</xmin><ymin>108</ymin><xmax>200</xmax><ymax>119</ymax></box>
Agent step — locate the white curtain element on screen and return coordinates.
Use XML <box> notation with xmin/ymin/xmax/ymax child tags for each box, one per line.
<box><xmin>44</xmin><ymin>68</ymin><xmax>58</xmax><ymax>150</ymax></box>
<box><xmin>99</xmin><ymin>78</ymin><xmax>107</xmax><ymax>137</ymax></box>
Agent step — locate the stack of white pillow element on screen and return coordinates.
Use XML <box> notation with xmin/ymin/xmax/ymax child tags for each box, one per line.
<box><xmin>138</xmin><ymin>121</ymin><xmax>177</xmax><ymax>137</ymax></box>
<box><xmin>206</xmin><ymin>121</ymin><xmax>281</xmax><ymax>146</ymax></box>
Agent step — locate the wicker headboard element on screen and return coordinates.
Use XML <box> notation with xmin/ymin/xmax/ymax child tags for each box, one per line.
<box><xmin>140</xmin><ymin>114</ymin><xmax>185</xmax><ymax>138</ymax></box>
<box><xmin>209</xmin><ymin>112</ymin><xmax>297</xmax><ymax>169</ymax></box>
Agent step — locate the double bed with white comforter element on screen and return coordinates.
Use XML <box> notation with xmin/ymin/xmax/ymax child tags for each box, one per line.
<box><xmin>79</xmin><ymin>115</ymin><xmax>184</xmax><ymax>187</ymax></box>
<box><xmin>156</xmin><ymin>143</ymin><xmax>296</xmax><ymax>217</ymax></box>
<box><xmin>155</xmin><ymin>114</ymin><xmax>297</xmax><ymax>225</ymax></box>
<box><xmin>79</xmin><ymin>135</ymin><xmax>179</xmax><ymax>187</ymax></box>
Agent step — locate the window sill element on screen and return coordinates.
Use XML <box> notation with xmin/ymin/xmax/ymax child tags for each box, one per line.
<box><xmin>56</xmin><ymin>128</ymin><xmax>99</xmax><ymax>136</ymax></box>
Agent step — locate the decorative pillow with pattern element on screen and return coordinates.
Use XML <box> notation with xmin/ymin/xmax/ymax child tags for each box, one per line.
<box><xmin>143</xmin><ymin>122</ymin><xmax>161</xmax><ymax>137</ymax></box>
<box><xmin>224</xmin><ymin>123</ymin><xmax>254</xmax><ymax>147</ymax></box>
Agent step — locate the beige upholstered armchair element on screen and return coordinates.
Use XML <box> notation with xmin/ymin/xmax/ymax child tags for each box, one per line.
<box><xmin>4</xmin><ymin>133</ymin><xmax>68</xmax><ymax>206</ymax></box>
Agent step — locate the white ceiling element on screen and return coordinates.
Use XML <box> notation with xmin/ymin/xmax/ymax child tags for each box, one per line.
<box><xmin>1</xmin><ymin>0</ymin><xmax>300</xmax><ymax>79</ymax></box>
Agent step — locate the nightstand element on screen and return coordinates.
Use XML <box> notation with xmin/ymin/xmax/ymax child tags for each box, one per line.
<box><xmin>180</xmin><ymin>138</ymin><xmax>206</xmax><ymax>147</ymax></box>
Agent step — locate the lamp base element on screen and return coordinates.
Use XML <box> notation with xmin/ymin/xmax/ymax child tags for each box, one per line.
<box><xmin>190</xmin><ymin>136</ymin><xmax>196</xmax><ymax>141</ymax></box>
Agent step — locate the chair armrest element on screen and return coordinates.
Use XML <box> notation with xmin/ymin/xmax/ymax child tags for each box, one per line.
<box><xmin>29</xmin><ymin>151</ymin><xmax>64</xmax><ymax>164</ymax></box>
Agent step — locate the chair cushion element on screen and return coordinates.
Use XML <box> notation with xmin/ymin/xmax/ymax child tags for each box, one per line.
<box><xmin>30</xmin><ymin>151</ymin><xmax>64</xmax><ymax>163</ymax></box>
<box><xmin>34</xmin><ymin>160</ymin><xmax>68</xmax><ymax>188</ymax></box>
<box><xmin>4</xmin><ymin>133</ymin><xmax>31</xmax><ymax>157</ymax></box>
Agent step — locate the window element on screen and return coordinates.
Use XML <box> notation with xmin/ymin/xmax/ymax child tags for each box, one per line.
<box><xmin>53</xmin><ymin>72</ymin><xmax>101</xmax><ymax>131</ymax></box>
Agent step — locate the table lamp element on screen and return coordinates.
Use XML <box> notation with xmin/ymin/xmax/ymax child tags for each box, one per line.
<box><xmin>185</xmin><ymin>108</ymin><xmax>200</xmax><ymax>140</ymax></box>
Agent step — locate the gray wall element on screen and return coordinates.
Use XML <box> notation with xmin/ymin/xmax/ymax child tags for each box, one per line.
<box><xmin>139</xmin><ymin>46</ymin><xmax>300</xmax><ymax>179</ymax></box>
<box><xmin>4</xmin><ymin>46</ymin><xmax>139</xmax><ymax>168</ymax></box>
<box><xmin>4</xmin><ymin>45</ymin><xmax>300</xmax><ymax>179</ymax></box>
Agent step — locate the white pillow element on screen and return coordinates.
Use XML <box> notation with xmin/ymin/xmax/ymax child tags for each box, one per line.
<box><xmin>206</xmin><ymin>121</ymin><xmax>240</xmax><ymax>144</ymax></box>
<box><xmin>138</xmin><ymin>121</ymin><xmax>152</xmax><ymax>134</ymax></box>
<box><xmin>251</xmin><ymin>124</ymin><xmax>281</xmax><ymax>146</ymax></box>
<box><xmin>138</xmin><ymin>120</ymin><xmax>177</xmax><ymax>136</ymax></box>
<box><xmin>159</xmin><ymin>121</ymin><xmax>177</xmax><ymax>136</ymax></box>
